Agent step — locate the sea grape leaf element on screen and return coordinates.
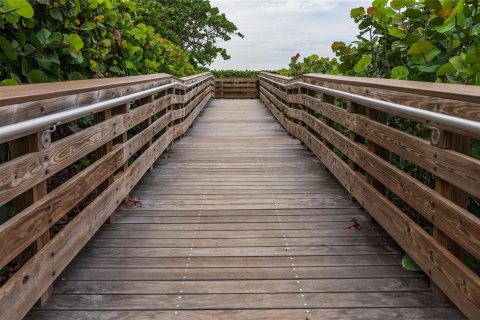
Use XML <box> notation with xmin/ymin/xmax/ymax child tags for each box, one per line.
<box><xmin>6</xmin><ymin>0</ymin><xmax>34</xmax><ymax>18</ymax></box>
<box><xmin>391</xmin><ymin>66</ymin><xmax>409</xmax><ymax>79</ymax></box>
<box><xmin>402</xmin><ymin>255</ymin><xmax>422</xmax><ymax>272</ymax></box>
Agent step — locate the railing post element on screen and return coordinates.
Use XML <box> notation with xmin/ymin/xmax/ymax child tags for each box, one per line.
<box><xmin>346</xmin><ymin>102</ymin><xmax>365</xmax><ymax>202</ymax></box>
<box><xmin>139</xmin><ymin>95</ymin><xmax>154</xmax><ymax>154</ymax></box>
<box><xmin>111</xmin><ymin>103</ymin><xmax>130</xmax><ymax>213</ymax></box>
<box><xmin>10</xmin><ymin>132</ymin><xmax>51</xmax><ymax>306</ymax></box>
<box><xmin>430</xmin><ymin>129</ymin><xmax>470</xmax><ymax>302</ymax></box>
<box><xmin>179</xmin><ymin>87</ymin><xmax>186</xmax><ymax>138</ymax></box>
<box><xmin>94</xmin><ymin>109</ymin><xmax>114</xmax><ymax>187</ymax></box>
<box><xmin>214</xmin><ymin>78</ymin><xmax>220</xmax><ymax>98</ymax></box>
<box><xmin>112</xmin><ymin>103</ymin><xmax>130</xmax><ymax>172</ymax></box>
<box><xmin>167</xmin><ymin>87</ymin><xmax>175</xmax><ymax>147</ymax></box>
<box><xmin>321</xmin><ymin>94</ymin><xmax>335</xmax><ymax>151</ymax></box>
<box><xmin>93</xmin><ymin>109</ymin><xmax>116</xmax><ymax>223</ymax></box>
<box><xmin>364</xmin><ymin>108</ymin><xmax>390</xmax><ymax>222</ymax></box>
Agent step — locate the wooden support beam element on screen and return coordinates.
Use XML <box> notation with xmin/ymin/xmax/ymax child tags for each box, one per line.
<box><xmin>364</xmin><ymin>108</ymin><xmax>390</xmax><ymax>223</ymax></box>
<box><xmin>94</xmin><ymin>109</ymin><xmax>115</xmax><ymax>222</ymax></box>
<box><xmin>346</xmin><ymin>101</ymin><xmax>364</xmax><ymax>202</ymax></box>
<box><xmin>111</xmin><ymin>103</ymin><xmax>130</xmax><ymax>214</ymax></box>
<box><xmin>94</xmin><ymin>109</ymin><xmax>114</xmax><ymax>188</ymax></box>
<box><xmin>321</xmin><ymin>93</ymin><xmax>335</xmax><ymax>151</ymax></box>
<box><xmin>431</xmin><ymin>130</ymin><xmax>471</xmax><ymax>302</ymax></box>
<box><xmin>138</xmin><ymin>95</ymin><xmax>154</xmax><ymax>154</ymax></box>
<box><xmin>10</xmin><ymin>132</ymin><xmax>51</xmax><ymax>306</ymax></box>
<box><xmin>112</xmin><ymin>104</ymin><xmax>130</xmax><ymax>173</ymax></box>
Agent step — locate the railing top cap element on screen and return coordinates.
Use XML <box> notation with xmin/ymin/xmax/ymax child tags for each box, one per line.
<box><xmin>0</xmin><ymin>72</ymin><xmax>212</xmax><ymax>107</ymax></box>
<box><xmin>260</xmin><ymin>71</ymin><xmax>480</xmax><ymax>104</ymax></box>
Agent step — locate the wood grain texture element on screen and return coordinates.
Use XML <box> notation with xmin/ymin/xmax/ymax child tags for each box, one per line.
<box><xmin>25</xmin><ymin>99</ymin><xmax>463</xmax><ymax>320</ymax></box>
<box><xmin>261</xmin><ymin>72</ymin><xmax>480</xmax><ymax>120</ymax></box>
<box><xmin>260</xmin><ymin>81</ymin><xmax>478</xmax><ymax>319</ymax></box>
<box><xmin>261</xmin><ymin>77</ymin><xmax>480</xmax><ymax>261</ymax></box>
<box><xmin>24</xmin><ymin>308</ymin><xmax>465</xmax><ymax>320</ymax></box>
<box><xmin>1</xmin><ymin>74</ymin><xmax>213</xmax><ymax>320</ymax></box>
<box><xmin>215</xmin><ymin>78</ymin><xmax>257</xmax><ymax>99</ymax></box>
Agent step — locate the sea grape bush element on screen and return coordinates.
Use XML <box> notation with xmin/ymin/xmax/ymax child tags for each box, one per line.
<box><xmin>285</xmin><ymin>0</ymin><xmax>480</xmax><ymax>85</ymax></box>
<box><xmin>277</xmin><ymin>53</ymin><xmax>339</xmax><ymax>77</ymax></box>
<box><xmin>0</xmin><ymin>0</ymin><xmax>195</xmax><ymax>85</ymax></box>
<box><xmin>136</xmin><ymin>0</ymin><xmax>244</xmax><ymax>67</ymax></box>
<box><xmin>279</xmin><ymin>0</ymin><xmax>480</xmax><ymax>272</ymax></box>
<box><xmin>211</xmin><ymin>70</ymin><xmax>261</xmax><ymax>78</ymax></box>
<box><xmin>341</xmin><ymin>0</ymin><xmax>480</xmax><ymax>84</ymax></box>
<box><xmin>281</xmin><ymin>0</ymin><xmax>479</xmax><ymax>155</ymax></box>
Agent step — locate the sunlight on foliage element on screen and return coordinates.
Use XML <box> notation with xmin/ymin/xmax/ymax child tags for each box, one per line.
<box><xmin>283</xmin><ymin>0</ymin><xmax>480</xmax><ymax>85</ymax></box>
<box><xmin>0</xmin><ymin>0</ymin><xmax>201</xmax><ymax>84</ymax></box>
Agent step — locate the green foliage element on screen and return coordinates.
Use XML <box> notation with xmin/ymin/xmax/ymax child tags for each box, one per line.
<box><xmin>391</xmin><ymin>65</ymin><xmax>409</xmax><ymax>79</ymax></box>
<box><xmin>283</xmin><ymin>0</ymin><xmax>480</xmax><ymax>85</ymax></box>
<box><xmin>337</xmin><ymin>0</ymin><xmax>480</xmax><ymax>84</ymax></box>
<box><xmin>280</xmin><ymin>53</ymin><xmax>339</xmax><ymax>76</ymax></box>
<box><xmin>278</xmin><ymin>0</ymin><xmax>480</xmax><ymax>273</ymax></box>
<box><xmin>402</xmin><ymin>254</ymin><xmax>422</xmax><ymax>272</ymax></box>
<box><xmin>0</xmin><ymin>0</ymin><xmax>196</xmax><ymax>84</ymax></box>
<box><xmin>135</xmin><ymin>0</ymin><xmax>243</xmax><ymax>67</ymax></box>
<box><xmin>211</xmin><ymin>70</ymin><xmax>261</xmax><ymax>78</ymax></box>
<box><xmin>0</xmin><ymin>202</ymin><xmax>15</xmax><ymax>225</ymax></box>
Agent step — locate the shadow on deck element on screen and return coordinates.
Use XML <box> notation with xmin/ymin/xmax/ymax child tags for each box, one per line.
<box><xmin>26</xmin><ymin>99</ymin><xmax>463</xmax><ymax>320</ymax></box>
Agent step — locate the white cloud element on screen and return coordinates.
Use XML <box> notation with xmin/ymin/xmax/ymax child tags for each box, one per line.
<box><xmin>209</xmin><ymin>0</ymin><xmax>372</xmax><ymax>70</ymax></box>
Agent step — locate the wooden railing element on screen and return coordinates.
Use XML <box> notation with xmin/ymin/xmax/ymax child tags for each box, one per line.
<box><xmin>214</xmin><ymin>77</ymin><xmax>258</xmax><ymax>99</ymax></box>
<box><xmin>0</xmin><ymin>72</ymin><xmax>214</xmax><ymax>320</ymax></box>
<box><xmin>259</xmin><ymin>72</ymin><xmax>480</xmax><ymax>320</ymax></box>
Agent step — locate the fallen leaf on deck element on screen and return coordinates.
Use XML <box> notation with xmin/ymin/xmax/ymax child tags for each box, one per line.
<box><xmin>348</xmin><ymin>220</ymin><xmax>361</xmax><ymax>230</ymax></box>
<box><xmin>127</xmin><ymin>196</ymin><xmax>142</xmax><ymax>207</ymax></box>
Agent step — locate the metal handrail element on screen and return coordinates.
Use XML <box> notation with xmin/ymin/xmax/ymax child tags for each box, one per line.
<box><xmin>259</xmin><ymin>75</ymin><xmax>480</xmax><ymax>139</ymax></box>
<box><xmin>0</xmin><ymin>75</ymin><xmax>213</xmax><ymax>144</ymax></box>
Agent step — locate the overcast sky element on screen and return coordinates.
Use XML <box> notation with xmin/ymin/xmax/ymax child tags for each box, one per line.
<box><xmin>210</xmin><ymin>0</ymin><xmax>372</xmax><ymax>70</ymax></box>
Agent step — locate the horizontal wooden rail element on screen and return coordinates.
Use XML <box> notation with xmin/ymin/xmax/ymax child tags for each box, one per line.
<box><xmin>214</xmin><ymin>77</ymin><xmax>258</xmax><ymax>99</ymax></box>
<box><xmin>259</xmin><ymin>72</ymin><xmax>480</xmax><ymax>320</ymax></box>
<box><xmin>0</xmin><ymin>72</ymin><xmax>214</xmax><ymax>320</ymax></box>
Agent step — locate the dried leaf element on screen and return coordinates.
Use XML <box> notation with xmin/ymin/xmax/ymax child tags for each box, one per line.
<box><xmin>348</xmin><ymin>219</ymin><xmax>361</xmax><ymax>230</ymax></box>
<box><xmin>127</xmin><ymin>196</ymin><xmax>142</xmax><ymax>207</ymax></box>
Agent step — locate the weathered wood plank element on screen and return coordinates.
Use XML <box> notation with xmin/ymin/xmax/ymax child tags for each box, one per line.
<box><xmin>300</xmin><ymin>111</ymin><xmax>480</xmax><ymax>260</ymax></box>
<box><xmin>2</xmin><ymin>74</ymin><xmax>212</xmax><ymax>320</ymax></box>
<box><xmin>93</xmin><ymin>228</ymin><xmax>388</xmax><ymax>239</ymax></box>
<box><xmin>261</xmin><ymin>81</ymin><xmax>477</xmax><ymax>318</ymax></box>
<box><xmin>24</xmin><ymin>98</ymin><xmax>464</xmax><ymax>320</ymax></box>
<box><xmin>25</xmin><ymin>308</ymin><xmax>466</xmax><ymax>320</ymax></box>
<box><xmin>303</xmin><ymin>126</ymin><xmax>480</xmax><ymax>319</ymax></box>
<box><xmin>33</xmin><ymin>292</ymin><xmax>452</xmax><ymax>310</ymax></box>
<box><xmin>84</xmin><ymin>236</ymin><xmax>395</xmax><ymax>248</ymax></box>
<box><xmin>69</xmin><ymin>255</ymin><xmax>403</xmax><ymax>268</ymax></box>
<box><xmin>52</xmin><ymin>278</ymin><xmax>429</xmax><ymax>294</ymax></box>
<box><xmin>0</xmin><ymin>147</ymin><xmax>124</xmax><ymax>269</ymax></box>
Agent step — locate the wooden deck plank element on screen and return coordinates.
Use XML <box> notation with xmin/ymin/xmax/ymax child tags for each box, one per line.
<box><xmin>68</xmin><ymin>255</ymin><xmax>406</xmax><ymax>268</ymax></box>
<box><xmin>35</xmin><ymin>292</ymin><xmax>452</xmax><ymax>309</ymax></box>
<box><xmin>109</xmin><ymin>215</ymin><xmax>367</xmax><ymax>223</ymax></box>
<box><xmin>75</xmin><ymin>245</ymin><xmax>403</xmax><ymax>257</ymax></box>
<box><xmin>58</xmin><ymin>266</ymin><xmax>420</xmax><ymax>281</ymax></box>
<box><xmin>84</xmin><ymin>236</ymin><xmax>396</xmax><ymax>248</ymax></box>
<box><xmin>98</xmin><ymin>222</ymin><xmax>381</xmax><ymax>231</ymax></box>
<box><xmin>28</xmin><ymin>99</ymin><xmax>463</xmax><ymax>319</ymax></box>
<box><xmin>93</xmin><ymin>229</ymin><xmax>390</xmax><ymax>238</ymax></box>
<box><xmin>25</xmin><ymin>308</ymin><xmax>466</xmax><ymax>320</ymax></box>
<box><xmin>51</xmin><ymin>278</ymin><xmax>430</xmax><ymax>294</ymax></box>
<box><xmin>113</xmin><ymin>208</ymin><xmax>366</xmax><ymax>216</ymax></box>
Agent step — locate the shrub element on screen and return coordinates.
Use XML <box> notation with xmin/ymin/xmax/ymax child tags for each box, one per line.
<box><xmin>0</xmin><ymin>0</ymin><xmax>195</xmax><ymax>85</ymax></box>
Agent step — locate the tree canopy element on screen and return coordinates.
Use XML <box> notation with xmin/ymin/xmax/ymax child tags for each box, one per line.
<box><xmin>0</xmin><ymin>0</ymin><xmax>241</xmax><ymax>84</ymax></box>
<box><xmin>280</xmin><ymin>0</ymin><xmax>480</xmax><ymax>86</ymax></box>
<box><xmin>144</xmin><ymin>0</ymin><xmax>244</xmax><ymax>67</ymax></box>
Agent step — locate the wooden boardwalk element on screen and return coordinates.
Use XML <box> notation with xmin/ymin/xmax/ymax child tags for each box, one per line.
<box><xmin>26</xmin><ymin>99</ymin><xmax>463</xmax><ymax>319</ymax></box>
